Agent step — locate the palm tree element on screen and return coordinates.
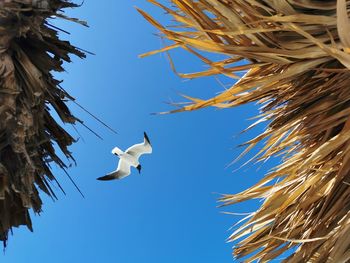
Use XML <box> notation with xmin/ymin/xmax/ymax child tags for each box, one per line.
<box><xmin>140</xmin><ymin>0</ymin><xmax>350</xmax><ymax>261</ymax></box>
<box><xmin>0</xmin><ymin>0</ymin><xmax>85</xmax><ymax>246</ymax></box>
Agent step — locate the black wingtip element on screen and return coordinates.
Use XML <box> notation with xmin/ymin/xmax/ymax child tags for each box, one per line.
<box><xmin>97</xmin><ymin>175</ymin><xmax>114</xmax><ymax>181</ymax></box>
<box><xmin>144</xmin><ymin>132</ymin><xmax>151</xmax><ymax>145</ymax></box>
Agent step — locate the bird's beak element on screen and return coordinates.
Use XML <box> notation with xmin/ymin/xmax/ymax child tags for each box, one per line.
<box><xmin>137</xmin><ymin>164</ymin><xmax>142</xmax><ymax>174</ymax></box>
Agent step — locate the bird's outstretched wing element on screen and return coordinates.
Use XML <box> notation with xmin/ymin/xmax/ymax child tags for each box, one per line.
<box><xmin>97</xmin><ymin>159</ymin><xmax>131</xmax><ymax>181</ymax></box>
<box><xmin>126</xmin><ymin>132</ymin><xmax>152</xmax><ymax>160</ymax></box>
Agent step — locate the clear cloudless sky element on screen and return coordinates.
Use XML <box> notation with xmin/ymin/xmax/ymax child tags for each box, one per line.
<box><xmin>2</xmin><ymin>1</ymin><xmax>281</xmax><ymax>262</ymax></box>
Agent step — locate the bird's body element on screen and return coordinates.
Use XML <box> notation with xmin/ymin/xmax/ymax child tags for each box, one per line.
<box><xmin>97</xmin><ymin>132</ymin><xmax>152</xmax><ymax>181</ymax></box>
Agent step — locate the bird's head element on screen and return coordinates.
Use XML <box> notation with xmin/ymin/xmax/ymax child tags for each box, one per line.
<box><xmin>136</xmin><ymin>164</ymin><xmax>142</xmax><ymax>174</ymax></box>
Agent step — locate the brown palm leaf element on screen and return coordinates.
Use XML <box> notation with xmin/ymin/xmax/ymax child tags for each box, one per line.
<box><xmin>140</xmin><ymin>0</ymin><xmax>350</xmax><ymax>261</ymax></box>
<box><xmin>0</xmin><ymin>0</ymin><xmax>85</xmax><ymax>246</ymax></box>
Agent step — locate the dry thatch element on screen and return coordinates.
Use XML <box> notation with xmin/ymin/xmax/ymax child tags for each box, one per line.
<box><xmin>0</xmin><ymin>0</ymin><xmax>85</xmax><ymax>246</ymax></box>
<box><xmin>139</xmin><ymin>0</ymin><xmax>350</xmax><ymax>261</ymax></box>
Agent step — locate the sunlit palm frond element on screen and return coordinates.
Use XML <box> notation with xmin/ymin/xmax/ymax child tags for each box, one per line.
<box><xmin>140</xmin><ymin>0</ymin><xmax>350</xmax><ymax>261</ymax></box>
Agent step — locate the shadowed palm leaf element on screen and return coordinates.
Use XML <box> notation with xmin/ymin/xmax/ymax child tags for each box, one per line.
<box><xmin>0</xmin><ymin>0</ymin><xmax>85</xmax><ymax>246</ymax></box>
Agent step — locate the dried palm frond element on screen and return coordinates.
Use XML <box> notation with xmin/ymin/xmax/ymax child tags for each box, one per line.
<box><xmin>140</xmin><ymin>0</ymin><xmax>350</xmax><ymax>261</ymax></box>
<box><xmin>0</xmin><ymin>0</ymin><xmax>85</xmax><ymax>246</ymax></box>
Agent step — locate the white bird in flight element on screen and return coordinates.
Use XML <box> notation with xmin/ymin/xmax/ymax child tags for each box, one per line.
<box><xmin>97</xmin><ymin>132</ymin><xmax>152</xmax><ymax>181</ymax></box>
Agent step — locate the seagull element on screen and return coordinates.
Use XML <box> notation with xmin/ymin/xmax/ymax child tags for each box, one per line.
<box><xmin>97</xmin><ymin>132</ymin><xmax>152</xmax><ymax>181</ymax></box>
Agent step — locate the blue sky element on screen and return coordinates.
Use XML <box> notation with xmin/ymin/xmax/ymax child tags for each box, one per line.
<box><xmin>1</xmin><ymin>1</ymin><xmax>278</xmax><ymax>262</ymax></box>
